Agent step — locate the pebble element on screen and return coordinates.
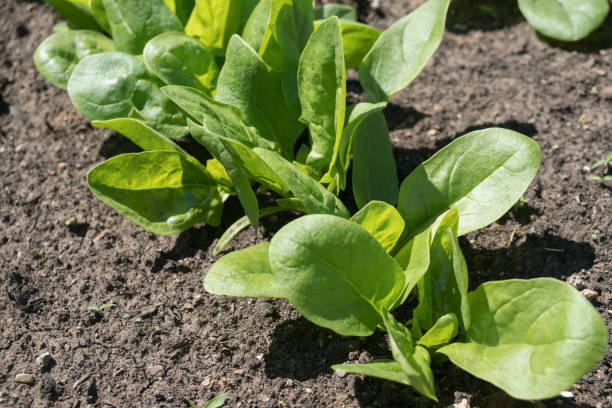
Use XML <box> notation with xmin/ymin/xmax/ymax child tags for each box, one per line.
<box><xmin>145</xmin><ymin>364</ymin><xmax>164</xmax><ymax>377</ymax></box>
<box><xmin>200</xmin><ymin>377</ymin><xmax>212</xmax><ymax>388</ymax></box>
<box><xmin>560</xmin><ymin>391</ymin><xmax>574</xmax><ymax>398</ymax></box>
<box><xmin>580</xmin><ymin>289</ymin><xmax>598</xmax><ymax>301</ymax></box>
<box><xmin>35</xmin><ymin>352</ymin><xmax>55</xmax><ymax>371</ymax></box>
<box><xmin>453</xmin><ymin>398</ymin><xmax>469</xmax><ymax>408</ymax></box>
<box><xmin>15</xmin><ymin>373</ymin><xmax>35</xmax><ymax>385</ymax></box>
<box><xmin>304</xmin><ymin>387</ymin><xmax>313</xmax><ymax>394</ymax></box>
<box><xmin>140</xmin><ymin>305</ymin><xmax>158</xmax><ymax>318</ymax></box>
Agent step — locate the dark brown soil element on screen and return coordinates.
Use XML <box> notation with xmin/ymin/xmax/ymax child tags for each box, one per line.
<box><xmin>1</xmin><ymin>0</ymin><xmax>610</xmax><ymax>407</ymax></box>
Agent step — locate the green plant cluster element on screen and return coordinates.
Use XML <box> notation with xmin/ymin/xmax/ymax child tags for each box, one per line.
<box><xmin>34</xmin><ymin>0</ymin><xmax>608</xmax><ymax>402</ymax></box>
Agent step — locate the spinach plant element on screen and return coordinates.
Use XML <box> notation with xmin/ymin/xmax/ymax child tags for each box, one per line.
<box><xmin>204</xmin><ymin>128</ymin><xmax>608</xmax><ymax>401</ymax></box>
<box><xmin>518</xmin><ymin>0</ymin><xmax>610</xmax><ymax>42</ymax></box>
<box><xmin>82</xmin><ymin>0</ymin><xmax>451</xmax><ymax>237</ymax></box>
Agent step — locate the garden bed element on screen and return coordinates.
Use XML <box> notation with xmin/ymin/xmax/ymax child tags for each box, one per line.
<box><xmin>1</xmin><ymin>0</ymin><xmax>610</xmax><ymax>407</ymax></box>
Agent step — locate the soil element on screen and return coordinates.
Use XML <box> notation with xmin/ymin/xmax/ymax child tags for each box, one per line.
<box><xmin>1</xmin><ymin>0</ymin><xmax>610</xmax><ymax>407</ymax></box>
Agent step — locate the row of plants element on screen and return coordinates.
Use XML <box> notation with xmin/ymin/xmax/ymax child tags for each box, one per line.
<box><xmin>35</xmin><ymin>0</ymin><xmax>607</xmax><ymax>402</ymax></box>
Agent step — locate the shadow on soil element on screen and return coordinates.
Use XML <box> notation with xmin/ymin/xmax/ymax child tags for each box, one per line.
<box><xmin>384</xmin><ymin>103</ymin><xmax>428</xmax><ymax>131</ymax></box>
<box><xmin>151</xmin><ymin>226</ymin><xmax>222</xmax><ymax>273</ymax></box>
<box><xmin>446</xmin><ymin>0</ymin><xmax>523</xmax><ymax>33</ymax></box>
<box><xmin>540</xmin><ymin>12</ymin><xmax>612</xmax><ymax>53</ymax></box>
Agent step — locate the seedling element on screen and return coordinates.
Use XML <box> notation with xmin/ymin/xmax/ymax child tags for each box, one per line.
<box><xmin>188</xmin><ymin>394</ymin><xmax>227</xmax><ymax>408</ymax></box>
<box><xmin>589</xmin><ymin>152</ymin><xmax>612</xmax><ymax>182</ymax></box>
<box><xmin>87</xmin><ymin>303</ymin><xmax>117</xmax><ymax>312</ymax></box>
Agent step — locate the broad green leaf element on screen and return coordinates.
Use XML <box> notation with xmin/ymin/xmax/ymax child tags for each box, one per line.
<box><xmin>253</xmin><ymin>148</ymin><xmax>349</xmax><ymax>218</ymax></box>
<box><xmin>203</xmin><ymin>394</ymin><xmax>227</xmax><ymax>408</ymax></box>
<box><xmin>242</xmin><ymin>0</ymin><xmax>272</xmax><ymax>51</ymax></box>
<box><xmin>206</xmin><ymin>159</ymin><xmax>232</xmax><ymax>189</ymax></box>
<box><xmin>413</xmin><ymin>209</ymin><xmax>470</xmax><ymax>332</ymax></box>
<box><xmin>332</xmin><ymin>360</ymin><xmax>409</xmax><ymax>385</ymax></box>
<box><xmin>314</xmin><ymin>4</ymin><xmax>357</xmax><ymax>21</ymax></box>
<box><xmin>438</xmin><ymin>278</ymin><xmax>608</xmax><ymax>400</ymax></box>
<box><xmin>88</xmin><ymin>0</ymin><xmax>111</xmax><ymax>33</ymax></box>
<box><xmin>34</xmin><ymin>30</ymin><xmax>115</xmax><ymax>89</ymax></box>
<box><xmin>518</xmin><ymin>0</ymin><xmax>610</xmax><ymax>42</ymax></box>
<box><xmin>269</xmin><ymin>215</ymin><xmax>404</xmax><ymax>336</ymax></box>
<box><xmin>92</xmin><ymin>117</ymin><xmax>187</xmax><ymax>155</ymax></box>
<box><xmin>188</xmin><ymin>120</ymin><xmax>260</xmax><ymax>227</ymax></box>
<box><xmin>88</xmin><ymin>151</ymin><xmax>223</xmax><ymax>234</ymax></box>
<box><xmin>397</xmin><ymin>128</ymin><xmax>541</xmax><ymax>239</ymax></box>
<box><xmin>143</xmin><ymin>32</ymin><xmax>219</xmax><ymax>93</ymax></box>
<box><xmin>322</xmin><ymin>102</ymin><xmax>386</xmax><ymax>193</ymax></box>
<box><xmin>163</xmin><ymin>0</ymin><xmax>195</xmax><ymax>25</ymax></box>
<box><xmin>297</xmin><ymin>17</ymin><xmax>346</xmax><ymax>173</ymax></box>
<box><xmin>185</xmin><ymin>0</ymin><xmax>243</xmax><ymax>51</ymax></box>
<box><xmin>45</xmin><ymin>0</ymin><xmax>103</xmax><ymax>30</ymax></box>
<box><xmin>101</xmin><ymin>0</ymin><xmax>182</xmax><ymax>55</ymax></box>
<box><xmin>417</xmin><ymin>313</ymin><xmax>458</xmax><ymax>348</ymax></box>
<box><xmin>352</xmin><ymin>110</ymin><xmax>399</xmax><ymax>208</ymax></box>
<box><xmin>216</xmin><ymin>35</ymin><xmax>304</xmax><ymax>157</ymax></box>
<box><xmin>162</xmin><ymin>85</ymin><xmax>276</xmax><ymax>150</ymax></box>
<box><xmin>382</xmin><ymin>311</ymin><xmax>437</xmax><ymax>401</ymax></box>
<box><xmin>350</xmin><ymin>201</ymin><xmax>405</xmax><ymax>253</ymax></box>
<box><xmin>204</xmin><ymin>243</ymin><xmax>285</xmax><ymax>298</ymax></box>
<box><xmin>68</xmin><ymin>52</ymin><xmax>188</xmax><ymax>138</ymax></box>
<box><xmin>359</xmin><ymin>0</ymin><xmax>450</xmax><ymax>102</ymax></box>
<box><xmin>260</xmin><ymin>0</ymin><xmax>314</xmax><ymax>105</ymax></box>
<box><xmin>314</xmin><ymin>20</ymin><xmax>381</xmax><ymax>69</ymax></box>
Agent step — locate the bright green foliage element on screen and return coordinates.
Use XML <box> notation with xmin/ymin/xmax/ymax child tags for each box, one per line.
<box><xmin>269</xmin><ymin>215</ymin><xmax>404</xmax><ymax>336</ymax></box>
<box><xmin>45</xmin><ymin>0</ymin><xmax>104</xmax><ymax>31</ymax></box>
<box><xmin>101</xmin><ymin>0</ymin><xmax>182</xmax><ymax>55</ymax></box>
<box><xmin>439</xmin><ymin>278</ymin><xmax>608</xmax><ymax>399</ymax></box>
<box><xmin>417</xmin><ymin>314</ymin><xmax>459</xmax><ymax>348</ymax></box>
<box><xmin>298</xmin><ymin>17</ymin><xmax>346</xmax><ymax>173</ymax></box>
<box><xmin>351</xmin><ymin>109</ymin><xmax>398</xmax><ymax>207</ymax></box>
<box><xmin>88</xmin><ymin>0</ymin><xmax>111</xmax><ymax>32</ymax></box>
<box><xmin>518</xmin><ymin>0</ymin><xmax>610</xmax><ymax>42</ymax></box>
<box><xmin>34</xmin><ymin>30</ymin><xmax>115</xmax><ymax>89</ymax></box>
<box><xmin>315</xmin><ymin>4</ymin><xmax>357</xmax><ymax>21</ymax></box>
<box><xmin>204</xmin><ymin>243</ymin><xmax>285</xmax><ymax>298</ymax></box>
<box><xmin>360</xmin><ymin>0</ymin><xmax>450</xmax><ymax>102</ymax></box>
<box><xmin>332</xmin><ymin>360</ymin><xmax>409</xmax><ymax>385</ymax></box>
<box><xmin>143</xmin><ymin>32</ymin><xmax>219</xmax><ymax>94</ymax></box>
<box><xmin>337</xmin><ymin>21</ymin><xmax>381</xmax><ymax>69</ymax></box>
<box><xmin>88</xmin><ymin>151</ymin><xmax>223</xmax><ymax>234</ymax></box>
<box><xmin>67</xmin><ymin>52</ymin><xmax>188</xmax><ymax>138</ymax></box>
<box><xmin>397</xmin><ymin>128</ymin><xmax>541</xmax><ymax>239</ymax></box>
<box><xmin>350</xmin><ymin>201</ymin><xmax>404</xmax><ymax>253</ymax></box>
<box><xmin>185</xmin><ymin>0</ymin><xmax>243</xmax><ymax>52</ymax></box>
<box><xmin>189</xmin><ymin>394</ymin><xmax>227</xmax><ymax>408</ymax></box>
<box><xmin>164</xmin><ymin>0</ymin><xmax>196</xmax><ymax>25</ymax></box>
<box><xmin>242</xmin><ymin>0</ymin><xmax>272</xmax><ymax>51</ymax></box>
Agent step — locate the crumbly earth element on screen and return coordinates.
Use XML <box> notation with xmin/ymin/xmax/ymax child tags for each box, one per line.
<box><xmin>0</xmin><ymin>0</ymin><xmax>610</xmax><ymax>407</ymax></box>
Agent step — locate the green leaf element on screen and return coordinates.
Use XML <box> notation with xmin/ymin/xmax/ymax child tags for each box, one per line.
<box><xmin>204</xmin><ymin>394</ymin><xmax>227</xmax><ymax>408</ymax></box>
<box><xmin>88</xmin><ymin>150</ymin><xmax>223</xmax><ymax>234</ymax></box>
<box><xmin>162</xmin><ymin>85</ymin><xmax>276</xmax><ymax>150</ymax></box>
<box><xmin>359</xmin><ymin>0</ymin><xmax>450</xmax><ymax>102</ymax></box>
<box><xmin>518</xmin><ymin>0</ymin><xmax>610</xmax><ymax>42</ymax></box>
<box><xmin>185</xmin><ymin>0</ymin><xmax>243</xmax><ymax>51</ymax></box>
<box><xmin>253</xmin><ymin>148</ymin><xmax>349</xmax><ymax>218</ymax></box>
<box><xmin>322</xmin><ymin>102</ymin><xmax>386</xmax><ymax>193</ymax></box>
<box><xmin>332</xmin><ymin>360</ymin><xmax>410</xmax><ymax>385</ymax></box>
<box><xmin>438</xmin><ymin>278</ymin><xmax>608</xmax><ymax>400</ymax></box>
<box><xmin>350</xmin><ymin>201</ymin><xmax>405</xmax><ymax>253</ymax></box>
<box><xmin>352</xmin><ymin>110</ymin><xmax>399</xmax><ymax>207</ymax></box>
<box><xmin>216</xmin><ymin>35</ymin><xmax>304</xmax><ymax>157</ymax></box>
<box><xmin>44</xmin><ymin>0</ymin><xmax>103</xmax><ymax>30</ymax></box>
<box><xmin>34</xmin><ymin>30</ymin><xmax>115</xmax><ymax>89</ymax></box>
<box><xmin>413</xmin><ymin>209</ymin><xmax>470</xmax><ymax>332</ymax></box>
<box><xmin>188</xmin><ymin>120</ymin><xmax>260</xmax><ymax>227</ymax></box>
<box><xmin>144</xmin><ymin>32</ymin><xmax>219</xmax><ymax>94</ymax></box>
<box><xmin>297</xmin><ymin>17</ymin><xmax>346</xmax><ymax>173</ymax></box>
<box><xmin>68</xmin><ymin>52</ymin><xmax>188</xmax><ymax>138</ymax></box>
<box><xmin>338</xmin><ymin>21</ymin><xmax>381</xmax><ymax>69</ymax></box>
<box><xmin>205</xmin><ymin>242</ymin><xmax>285</xmax><ymax>298</ymax></box>
<box><xmin>382</xmin><ymin>311</ymin><xmax>437</xmax><ymax>401</ymax></box>
<box><xmin>417</xmin><ymin>313</ymin><xmax>458</xmax><ymax>348</ymax></box>
<box><xmin>164</xmin><ymin>0</ymin><xmax>195</xmax><ymax>25</ymax></box>
<box><xmin>101</xmin><ymin>0</ymin><xmax>182</xmax><ymax>55</ymax></box>
<box><xmin>92</xmin><ymin>117</ymin><xmax>187</xmax><ymax>155</ymax></box>
<box><xmin>269</xmin><ymin>214</ymin><xmax>404</xmax><ymax>336</ymax></box>
<box><xmin>242</xmin><ymin>0</ymin><xmax>271</xmax><ymax>51</ymax></box>
<box><xmin>314</xmin><ymin>4</ymin><xmax>357</xmax><ymax>21</ymax></box>
<box><xmin>259</xmin><ymin>0</ymin><xmax>314</xmax><ymax>105</ymax></box>
<box><xmin>88</xmin><ymin>0</ymin><xmax>111</xmax><ymax>33</ymax></box>
<box><xmin>397</xmin><ymin>128</ymin><xmax>541</xmax><ymax>239</ymax></box>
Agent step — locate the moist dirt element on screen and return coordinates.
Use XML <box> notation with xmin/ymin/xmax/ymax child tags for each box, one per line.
<box><xmin>1</xmin><ymin>0</ymin><xmax>610</xmax><ymax>407</ymax></box>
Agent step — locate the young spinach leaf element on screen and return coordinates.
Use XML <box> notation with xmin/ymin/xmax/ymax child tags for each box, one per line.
<box><xmin>101</xmin><ymin>0</ymin><xmax>182</xmax><ymax>55</ymax></box>
<box><xmin>68</xmin><ymin>52</ymin><xmax>188</xmax><ymax>138</ymax></box>
<box><xmin>351</xmin><ymin>109</ymin><xmax>399</xmax><ymax>207</ymax></box>
<box><xmin>45</xmin><ymin>0</ymin><xmax>104</xmax><ymax>31</ymax></box>
<box><xmin>350</xmin><ymin>201</ymin><xmax>405</xmax><ymax>253</ymax></box>
<box><xmin>242</xmin><ymin>0</ymin><xmax>272</xmax><ymax>51</ymax></box>
<box><xmin>337</xmin><ymin>21</ymin><xmax>381</xmax><ymax>69</ymax></box>
<box><xmin>314</xmin><ymin>4</ymin><xmax>357</xmax><ymax>21</ymax></box>
<box><xmin>359</xmin><ymin>0</ymin><xmax>450</xmax><ymax>102</ymax></box>
<box><xmin>297</xmin><ymin>17</ymin><xmax>346</xmax><ymax>173</ymax></box>
<box><xmin>88</xmin><ymin>150</ymin><xmax>223</xmax><ymax>234</ymax></box>
<box><xmin>518</xmin><ymin>0</ymin><xmax>610</xmax><ymax>42</ymax></box>
<box><xmin>269</xmin><ymin>214</ymin><xmax>404</xmax><ymax>336</ymax></box>
<box><xmin>34</xmin><ymin>29</ymin><xmax>115</xmax><ymax>89</ymax></box>
<box><xmin>185</xmin><ymin>0</ymin><xmax>243</xmax><ymax>52</ymax></box>
<box><xmin>438</xmin><ymin>278</ymin><xmax>608</xmax><ymax>400</ymax></box>
<box><xmin>163</xmin><ymin>0</ymin><xmax>195</xmax><ymax>26</ymax></box>
<box><xmin>397</xmin><ymin>128</ymin><xmax>541</xmax><ymax>240</ymax></box>
<box><xmin>416</xmin><ymin>313</ymin><xmax>458</xmax><ymax>348</ymax></box>
<box><xmin>88</xmin><ymin>0</ymin><xmax>111</xmax><ymax>33</ymax></box>
<box><xmin>143</xmin><ymin>32</ymin><xmax>219</xmax><ymax>94</ymax></box>
<box><xmin>332</xmin><ymin>360</ymin><xmax>410</xmax><ymax>385</ymax></box>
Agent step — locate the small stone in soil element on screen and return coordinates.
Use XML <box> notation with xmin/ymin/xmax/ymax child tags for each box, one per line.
<box><xmin>15</xmin><ymin>373</ymin><xmax>34</xmax><ymax>385</ymax></box>
<box><xmin>560</xmin><ymin>391</ymin><xmax>574</xmax><ymax>398</ymax></box>
<box><xmin>140</xmin><ymin>305</ymin><xmax>158</xmax><ymax>318</ymax></box>
<box><xmin>35</xmin><ymin>351</ymin><xmax>55</xmax><ymax>371</ymax></box>
<box><xmin>335</xmin><ymin>370</ymin><xmax>346</xmax><ymax>378</ymax></box>
<box><xmin>580</xmin><ymin>289</ymin><xmax>598</xmax><ymax>301</ymax></box>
